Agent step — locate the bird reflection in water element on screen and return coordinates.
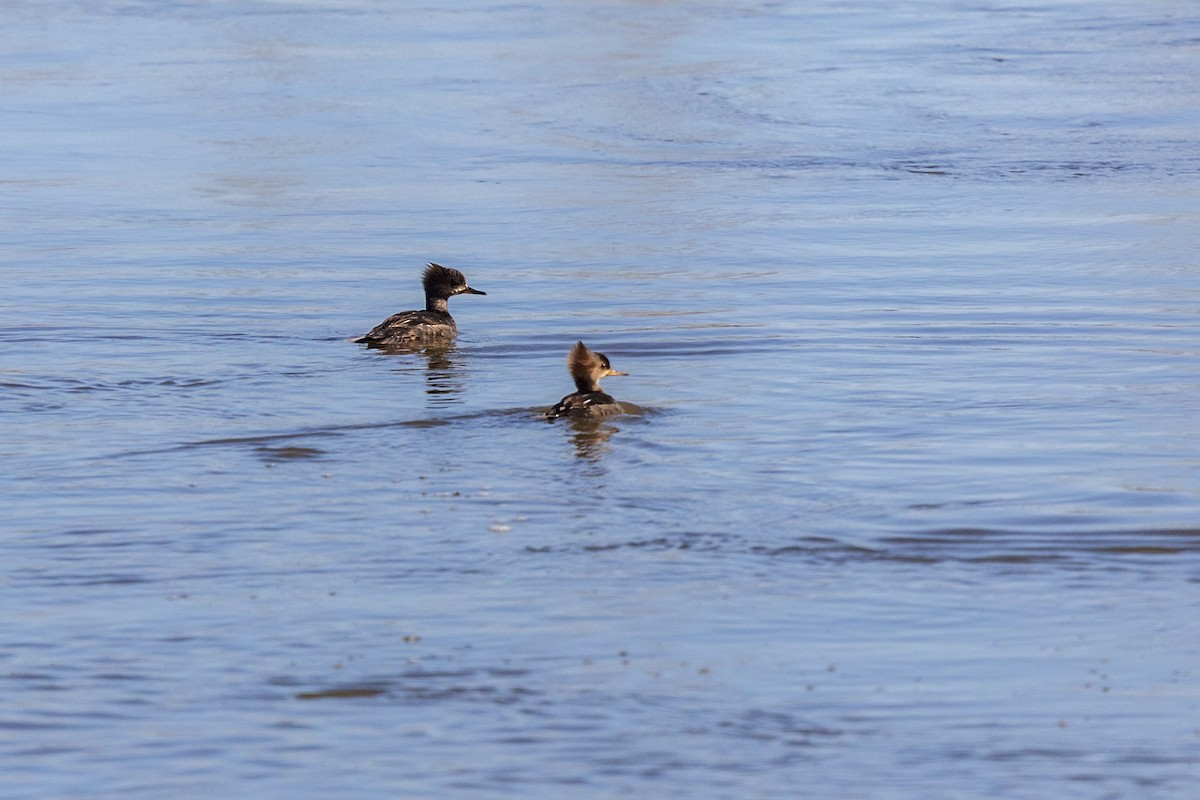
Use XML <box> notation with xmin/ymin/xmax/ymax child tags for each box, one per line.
<box><xmin>418</xmin><ymin>345</ymin><xmax>466</xmax><ymax>407</ymax></box>
<box><xmin>373</xmin><ymin>341</ymin><xmax>467</xmax><ymax>408</ymax></box>
<box><xmin>563</xmin><ymin>416</ymin><xmax>618</xmax><ymax>461</ymax></box>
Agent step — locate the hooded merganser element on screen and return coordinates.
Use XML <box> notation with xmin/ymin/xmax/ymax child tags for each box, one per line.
<box><xmin>354</xmin><ymin>263</ymin><xmax>485</xmax><ymax>346</ymax></box>
<box><xmin>546</xmin><ymin>341</ymin><xmax>628</xmax><ymax>420</ymax></box>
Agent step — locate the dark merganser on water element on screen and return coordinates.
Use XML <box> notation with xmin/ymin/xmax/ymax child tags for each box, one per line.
<box><xmin>354</xmin><ymin>263</ymin><xmax>485</xmax><ymax>347</ymax></box>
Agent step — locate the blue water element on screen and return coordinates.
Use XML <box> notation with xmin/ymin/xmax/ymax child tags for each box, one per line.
<box><xmin>3</xmin><ymin>1</ymin><xmax>1199</xmax><ymax>797</ymax></box>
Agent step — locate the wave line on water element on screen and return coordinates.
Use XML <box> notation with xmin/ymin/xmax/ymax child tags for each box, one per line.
<box><xmin>106</xmin><ymin>407</ymin><xmax>559</xmax><ymax>460</ymax></box>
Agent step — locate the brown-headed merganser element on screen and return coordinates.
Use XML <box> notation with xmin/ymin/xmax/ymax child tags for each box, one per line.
<box><xmin>546</xmin><ymin>341</ymin><xmax>628</xmax><ymax>420</ymax></box>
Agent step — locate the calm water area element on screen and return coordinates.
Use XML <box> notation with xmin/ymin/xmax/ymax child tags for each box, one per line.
<box><xmin>3</xmin><ymin>1</ymin><xmax>1199</xmax><ymax>797</ymax></box>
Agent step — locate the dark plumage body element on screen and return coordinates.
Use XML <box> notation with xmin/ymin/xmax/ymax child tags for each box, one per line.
<box><xmin>546</xmin><ymin>341</ymin><xmax>628</xmax><ymax>420</ymax></box>
<box><xmin>354</xmin><ymin>263</ymin><xmax>485</xmax><ymax>347</ymax></box>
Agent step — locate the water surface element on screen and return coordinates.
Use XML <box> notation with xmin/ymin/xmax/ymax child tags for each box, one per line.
<box><xmin>3</xmin><ymin>1</ymin><xmax>1199</xmax><ymax>797</ymax></box>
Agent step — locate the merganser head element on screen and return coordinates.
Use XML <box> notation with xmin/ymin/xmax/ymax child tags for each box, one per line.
<box><xmin>422</xmin><ymin>263</ymin><xmax>486</xmax><ymax>299</ymax></box>
<box><xmin>568</xmin><ymin>341</ymin><xmax>627</xmax><ymax>393</ymax></box>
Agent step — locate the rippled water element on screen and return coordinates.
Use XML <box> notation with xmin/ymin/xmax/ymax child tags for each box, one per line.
<box><xmin>4</xmin><ymin>1</ymin><xmax>1199</xmax><ymax>797</ymax></box>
